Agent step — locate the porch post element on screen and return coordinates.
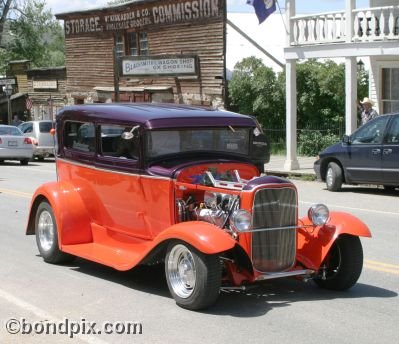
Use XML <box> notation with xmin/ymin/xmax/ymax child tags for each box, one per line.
<box><xmin>284</xmin><ymin>60</ymin><xmax>300</xmax><ymax>171</ymax></box>
<box><xmin>345</xmin><ymin>0</ymin><xmax>356</xmax><ymax>42</ymax></box>
<box><xmin>284</xmin><ymin>0</ymin><xmax>299</xmax><ymax>171</ymax></box>
<box><xmin>345</xmin><ymin>57</ymin><xmax>358</xmax><ymax>134</ymax></box>
<box><xmin>345</xmin><ymin>0</ymin><xmax>357</xmax><ymax>135</ymax></box>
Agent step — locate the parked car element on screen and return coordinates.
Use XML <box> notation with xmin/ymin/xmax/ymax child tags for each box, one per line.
<box><xmin>18</xmin><ymin>120</ymin><xmax>55</xmax><ymax>160</ymax></box>
<box><xmin>0</xmin><ymin>125</ymin><xmax>34</xmax><ymax>165</ymax></box>
<box><xmin>314</xmin><ymin>113</ymin><xmax>399</xmax><ymax>191</ymax></box>
<box><xmin>26</xmin><ymin>104</ymin><xmax>371</xmax><ymax>310</ymax></box>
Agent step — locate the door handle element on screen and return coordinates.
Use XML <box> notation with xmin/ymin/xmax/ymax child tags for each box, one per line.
<box><xmin>383</xmin><ymin>149</ymin><xmax>392</xmax><ymax>155</ymax></box>
<box><xmin>371</xmin><ymin>149</ymin><xmax>381</xmax><ymax>155</ymax></box>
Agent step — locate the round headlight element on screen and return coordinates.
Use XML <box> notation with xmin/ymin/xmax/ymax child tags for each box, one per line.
<box><xmin>230</xmin><ymin>209</ymin><xmax>252</xmax><ymax>232</ymax></box>
<box><xmin>308</xmin><ymin>204</ymin><xmax>330</xmax><ymax>226</ymax></box>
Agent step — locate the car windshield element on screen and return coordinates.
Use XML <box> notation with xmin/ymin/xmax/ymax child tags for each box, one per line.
<box><xmin>0</xmin><ymin>126</ymin><xmax>22</xmax><ymax>136</ymax></box>
<box><xmin>146</xmin><ymin>127</ymin><xmax>250</xmax><ymax>159</ymax></box>
<box><xmin>39</xmin><ymin>122</ymin><xmax>54</xmax><ymax>133</ymax></box>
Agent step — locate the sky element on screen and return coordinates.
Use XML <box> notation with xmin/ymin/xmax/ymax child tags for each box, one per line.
<box><xmin>47</xmin><ymin>0</ymin><xmax>370</xmax><ymax>16</ymax></box>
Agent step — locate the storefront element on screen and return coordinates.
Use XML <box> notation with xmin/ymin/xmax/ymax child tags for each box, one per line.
<box><xmin>56</xmin><ymin>0</ymin><xmax>227</xmax><ymax>107</ymax></box>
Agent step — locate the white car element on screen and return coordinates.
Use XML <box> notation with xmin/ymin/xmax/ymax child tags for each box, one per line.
<box><xmin>18</xmin><ymin>120</ymin><xmax>55</xmax><ymax>161</ymax></box>
<box><xmin>0</xmin><ymin>125</ymin><xmax>34</xmax><ymax>165</ymax></box>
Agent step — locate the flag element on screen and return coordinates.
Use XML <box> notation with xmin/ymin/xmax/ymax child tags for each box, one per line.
<box><xmin>247</xmin><ymin>0</ymin><xmax>276</xmax><ymax>24</ymax></box>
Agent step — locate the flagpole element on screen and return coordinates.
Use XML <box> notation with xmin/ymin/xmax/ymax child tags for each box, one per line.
<box><xmin>276</xmin><ymin>0</ymin><xmax>289</xmax><ymax>35</ymax></box>
<box><xmin>226</xmin><ymin>19</ymin><xmax>284</xmax><ymax>68</ymax></box>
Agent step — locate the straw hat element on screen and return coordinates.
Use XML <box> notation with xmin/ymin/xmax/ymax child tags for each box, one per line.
<box><xmin>360</xmin><ymin>97</ymin><xmax>375</xmax><ymax>106</ymax></box>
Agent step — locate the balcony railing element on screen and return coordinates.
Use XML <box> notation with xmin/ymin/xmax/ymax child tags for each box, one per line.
<box><xmin>291</xmin><ymin>6</ymin><xmax>399</xmax><ymax>45</ymax></box>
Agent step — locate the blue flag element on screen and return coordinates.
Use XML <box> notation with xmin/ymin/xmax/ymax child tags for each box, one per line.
<box><xmin>247</xmin><ymin>0</ymin><xmax>276</xmax><ymax>24</ymax></box>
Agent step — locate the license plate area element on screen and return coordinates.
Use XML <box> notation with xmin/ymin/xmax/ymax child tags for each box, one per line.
<box><xmin>8</xmin><ymin>141</ymin><xmax>18</xmax><ymax>147</ymax></box>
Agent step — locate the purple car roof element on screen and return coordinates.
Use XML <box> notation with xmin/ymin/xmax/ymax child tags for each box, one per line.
<box><xmin>57</xmin><ymin>103</ymin><xmax>257</xmax><ymax>130</ymax></box>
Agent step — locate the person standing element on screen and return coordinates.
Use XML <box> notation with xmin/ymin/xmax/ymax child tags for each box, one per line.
<box><xmin>360</xmin><ymin>97</ymin><xmax>378</xmax><ymax>125</ymax></box>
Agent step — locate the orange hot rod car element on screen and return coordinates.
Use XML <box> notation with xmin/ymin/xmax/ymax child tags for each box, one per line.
<box><xmin>26</xmin><ymin>104</ymin><xmax>371</xmax><ymax>310</ymax></box>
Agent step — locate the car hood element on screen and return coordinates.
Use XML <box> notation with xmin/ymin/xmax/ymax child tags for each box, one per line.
<box><xmin>319</xmin><ymin>142</ymin><xmax>345</xmax><ymax>157</ymax></box>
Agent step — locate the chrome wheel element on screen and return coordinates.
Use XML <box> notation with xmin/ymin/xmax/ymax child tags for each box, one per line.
<box><xmin>326</xmin><ymin>167</ymin><xmax>334</xmax><ymax>188</ymax></box>
<box><xmin>166</xmin><ymin>244</ymin><xmax>196</xmax><ymax>299</ymax></box>
<box><xmin>37</xmin><ymin>209</ymin><xmax>55</xmax><ymax>252</ymax></box>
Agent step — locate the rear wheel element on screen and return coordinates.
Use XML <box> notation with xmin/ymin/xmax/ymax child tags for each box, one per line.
<box><xmin>326</xmin><ymin>162</ymin><xmax>343</xmax><ymax>191</ymax></box>
<box><xmin>20</xmin><ymin>159</ymin><xmax>29</xmax><ymax>165</ymax></box>
<box><xmin>315</xmin><ymin>235</ymin><xmax>363</xmax><ymax>290</ymax></box>
<box><xmin>165</xmin><ymin>242</ymin><xmax>221</xmax><ymax>310</ymax></box>
<box><xmin>35</xmin><ymin>201</ymin><xmax>75</xmax><ymax>264</ymax></box>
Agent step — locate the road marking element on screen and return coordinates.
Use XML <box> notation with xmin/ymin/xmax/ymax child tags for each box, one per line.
<box><xmin>0</xmin><ymin>288</ymin><xmax>110</xmax><ymax>344</ymax></box>
<box><xmin>300</xmin><ymin>201</ymin><xmax>399</xmax><ymax>216</ymax></box>
<box><xmin>0</xmin><ymin>188</ymin><xmax>32</xmax><ymax>199</ymax></box>
<box><xmin>365</xmin><ymin>259</ymin><xmax>399</xmax><ymax>275</ymax></box>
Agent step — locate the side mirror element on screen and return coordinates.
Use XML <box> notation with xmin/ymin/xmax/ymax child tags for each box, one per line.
<box><xmin>342</xmin><ymin>135</ymin><xmax>351</xmax><ymax>144</ymax></box>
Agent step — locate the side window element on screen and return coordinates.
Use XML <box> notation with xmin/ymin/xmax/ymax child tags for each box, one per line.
<box><xmin>100</xmin><ymin>124</ymin><xmax>139</xmax><ymax>160</ymax></box>
<box><xmin>386</xmin><ymin>116</ymin><xmax>399</xmax><ymax>144</ymax></box>
<box><xmin>351</xmin><ymin>116</ymin><xmax>389</xmax><ymax>144</ymax></box>
<box><xmin>64</xmin><ymin>121</ymin><xmax>95</xmax><ymax>153</ymax></box>
<box><xmin>22</xmin><ymin>123</ymin><xmax>33</xmax><ymax>134</ymax></box>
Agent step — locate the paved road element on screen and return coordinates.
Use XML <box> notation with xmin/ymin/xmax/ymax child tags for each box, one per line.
<box><xmin>0</xmin><ymin>160</ymin><xmax>398</xmax><ymax>344</ymax></box>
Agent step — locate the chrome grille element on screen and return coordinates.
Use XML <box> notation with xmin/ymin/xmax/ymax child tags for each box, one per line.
<box><xmin>251</xmin><ymin>188</ymin><xmax>297</xmax><ymax>272</ymax></box>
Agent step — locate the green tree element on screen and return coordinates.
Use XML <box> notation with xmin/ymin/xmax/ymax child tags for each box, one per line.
<box><xmin>228</xmin><ymin>56</ymin><xmax>284</xmax><ymax>127</ymax></box>
<box><xmin>0</xmin><ymin>0</ymin><xmax>64</xmax><ymax>73</ymax></box>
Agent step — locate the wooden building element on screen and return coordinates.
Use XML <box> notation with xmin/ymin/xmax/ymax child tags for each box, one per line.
<box><xmin>27</xmin><ymin>66</ymin><xmax>67</xmax><ymax>121</ymax></box>
<box><xmin>55</xmin><ymin>0</ymin><xmax>226</xmax><ymax>107</ymax></box>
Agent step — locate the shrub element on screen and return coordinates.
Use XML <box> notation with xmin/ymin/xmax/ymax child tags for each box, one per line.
<box><xmin>298</xmin><ymin>130</ymin><xmax>340</xmax><ymax>156</ymax></box>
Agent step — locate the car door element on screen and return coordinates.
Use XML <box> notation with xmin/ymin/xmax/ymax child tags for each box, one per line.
<box><xmin>346</xmin><ymin>116</ymin><xmax>390</xmax><ymax>183</ymax></box>
<box><xmin>382</xmin><ymin>114</ymin><xmax>399</xmax><ymax>185</ymax></box>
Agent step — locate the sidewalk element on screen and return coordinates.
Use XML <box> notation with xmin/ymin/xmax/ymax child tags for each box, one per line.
<box><xmin>264</xmin><ymin>155</ymin><xmax>317</xmax><ymax>177</ymax></box>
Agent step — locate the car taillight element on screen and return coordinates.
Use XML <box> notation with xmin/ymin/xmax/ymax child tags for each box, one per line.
<box><xmin>24</xmin><ymin>137</ymin><xmax>33</xmax><ymax>144</ymax></box>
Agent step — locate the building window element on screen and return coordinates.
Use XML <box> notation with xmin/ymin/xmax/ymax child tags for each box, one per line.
<box><xmin>115</xmin><ymin>35</ymin><xmax>125</xmax><ymax>58</ymax></box>
<box><xmin>127</xmin><ymin>32</ymin><xmax>149</xmax><ymax>56</ymax></box>
<box><xmin>382</xmin><ymin>68</ymin><xmax>399</xmax><ymax>113</ymax></box>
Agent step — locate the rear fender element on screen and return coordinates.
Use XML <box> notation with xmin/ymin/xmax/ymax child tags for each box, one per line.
<box><xmin>154</xmin><ymin>221</ymin><xmax>236</xmax><ymax>255</ymax></box>
<box><xmin>26</xmin><ymin>182</ymin><xmax>92</xmax><ymax>245</ymax></box>
<box><xmin>297</xmin><ymin>211</ymin><xmax>371</xmax><ymax>270</ymax></box>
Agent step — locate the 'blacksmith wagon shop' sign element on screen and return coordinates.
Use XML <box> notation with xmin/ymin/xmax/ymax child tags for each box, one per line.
<box><xmin>56</xmin><ymin>0</ymin><xmax>226</xmax><ymax>106</ymax></box>
<box><xmin>121</xmin><ymin>55</ymin><xmax>198</xmax><ymax>76</ymax></box>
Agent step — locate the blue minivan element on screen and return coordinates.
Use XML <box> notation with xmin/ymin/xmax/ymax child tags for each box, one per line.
<box><xmin>314</xmin><ymin>113</ymin><xmax>399</xmax><ymax>191</ymax></box>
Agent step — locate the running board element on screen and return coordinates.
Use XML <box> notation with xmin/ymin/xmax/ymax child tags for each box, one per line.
<box><xmin>255</xmin><ymin>269</ymin><xmax>315</xmax><ymax>281</ymax></box>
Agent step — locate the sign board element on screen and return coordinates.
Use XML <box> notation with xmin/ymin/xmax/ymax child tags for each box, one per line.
<box><xmin>0</xmin><ymin>78</ymin><xmax>16</xmax><ymax>86</ymax></box>
<box><xmin>60</xmin><ymin>0</ymin><xmax>223</xmax><ymax>36</ymax></box>
<box><xmin>121</xmin><ymin>55</ymin><xmax>198</xmax><ymax>77</ymax></box>
<box><xmin>33</xmin><ymin>80</ymin><xmax>58</xmax><ymax>89</ymax></box>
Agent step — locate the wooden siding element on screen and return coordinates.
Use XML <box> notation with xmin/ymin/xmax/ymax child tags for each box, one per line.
<box><xmin>65</xmin><ymin>35</ymin><xmax>115</xmax><ymax>91</ymax></box>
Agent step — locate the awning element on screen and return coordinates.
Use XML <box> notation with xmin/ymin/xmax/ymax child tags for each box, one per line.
<box><xmin>0</xmin><ymin>92</ymin><xmax>27</xmax><ymax>105</ymax></box>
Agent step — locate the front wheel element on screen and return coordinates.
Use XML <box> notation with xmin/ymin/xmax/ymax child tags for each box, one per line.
<box><xmin>326</xmin><ymin>162</ymin><xmax>343</xmax><ymax>191</ymax></box>
<box><xmin>35</xmin><ymin>201</ymin><xmax>75</xmax><ymax>264</ymax></box>
<box><xmin>165</xmin><ymin>242</ymin><xmax>221</xmax><ymax>310</ymax></box>
<box><xmin>315</xmin><ymin>235</ymin><xmax>363</xmax><ymax>290</ymax></box>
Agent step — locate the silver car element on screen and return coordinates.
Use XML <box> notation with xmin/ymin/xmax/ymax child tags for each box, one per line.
<box><xmin>0</xmin><ymin>125</ymin><xmax>34</xmax><ymax>165</ymax></box>
<box><xmin>18</xmin><ymin>121</ymin><xmax>55</xmax><ymax>160</ymax></box>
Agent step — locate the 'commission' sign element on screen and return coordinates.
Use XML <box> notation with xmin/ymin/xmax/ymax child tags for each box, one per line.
<box><xmin>121</xmin><ymin>56</ymin><xmax>198</xmax><ymax>77</ymax></box>
<box><xmin>62</xmin><ymin>0</ymin><xmax>222</xmax><ymax>36</ymax></box>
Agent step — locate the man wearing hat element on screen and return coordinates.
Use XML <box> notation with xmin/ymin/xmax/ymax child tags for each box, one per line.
<box><xmin>360</xmin><ymin>97</ymin><xmax>378</xmax><ymax>125</ymax></box>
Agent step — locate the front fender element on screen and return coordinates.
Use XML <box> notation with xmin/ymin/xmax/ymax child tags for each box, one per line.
<box><xmin>297</xmin><ymin>211</ymin><xmax>371</xmax><ymax>270</ymax></box>
<box><xmin>154</xmin><ymin>221</ymin><xmax>236</xmax><ymax>255</ymax></box>
<box><xmin>26</xmin><ymin>181</ymin><xmax>92</xmax><ymax>245</ymax></box>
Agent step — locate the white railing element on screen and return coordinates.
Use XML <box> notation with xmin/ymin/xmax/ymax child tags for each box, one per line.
<box><xmin>291</xmin><ymin>6</ymin><xmax>399</xmax><ymax>45</ymax></box>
